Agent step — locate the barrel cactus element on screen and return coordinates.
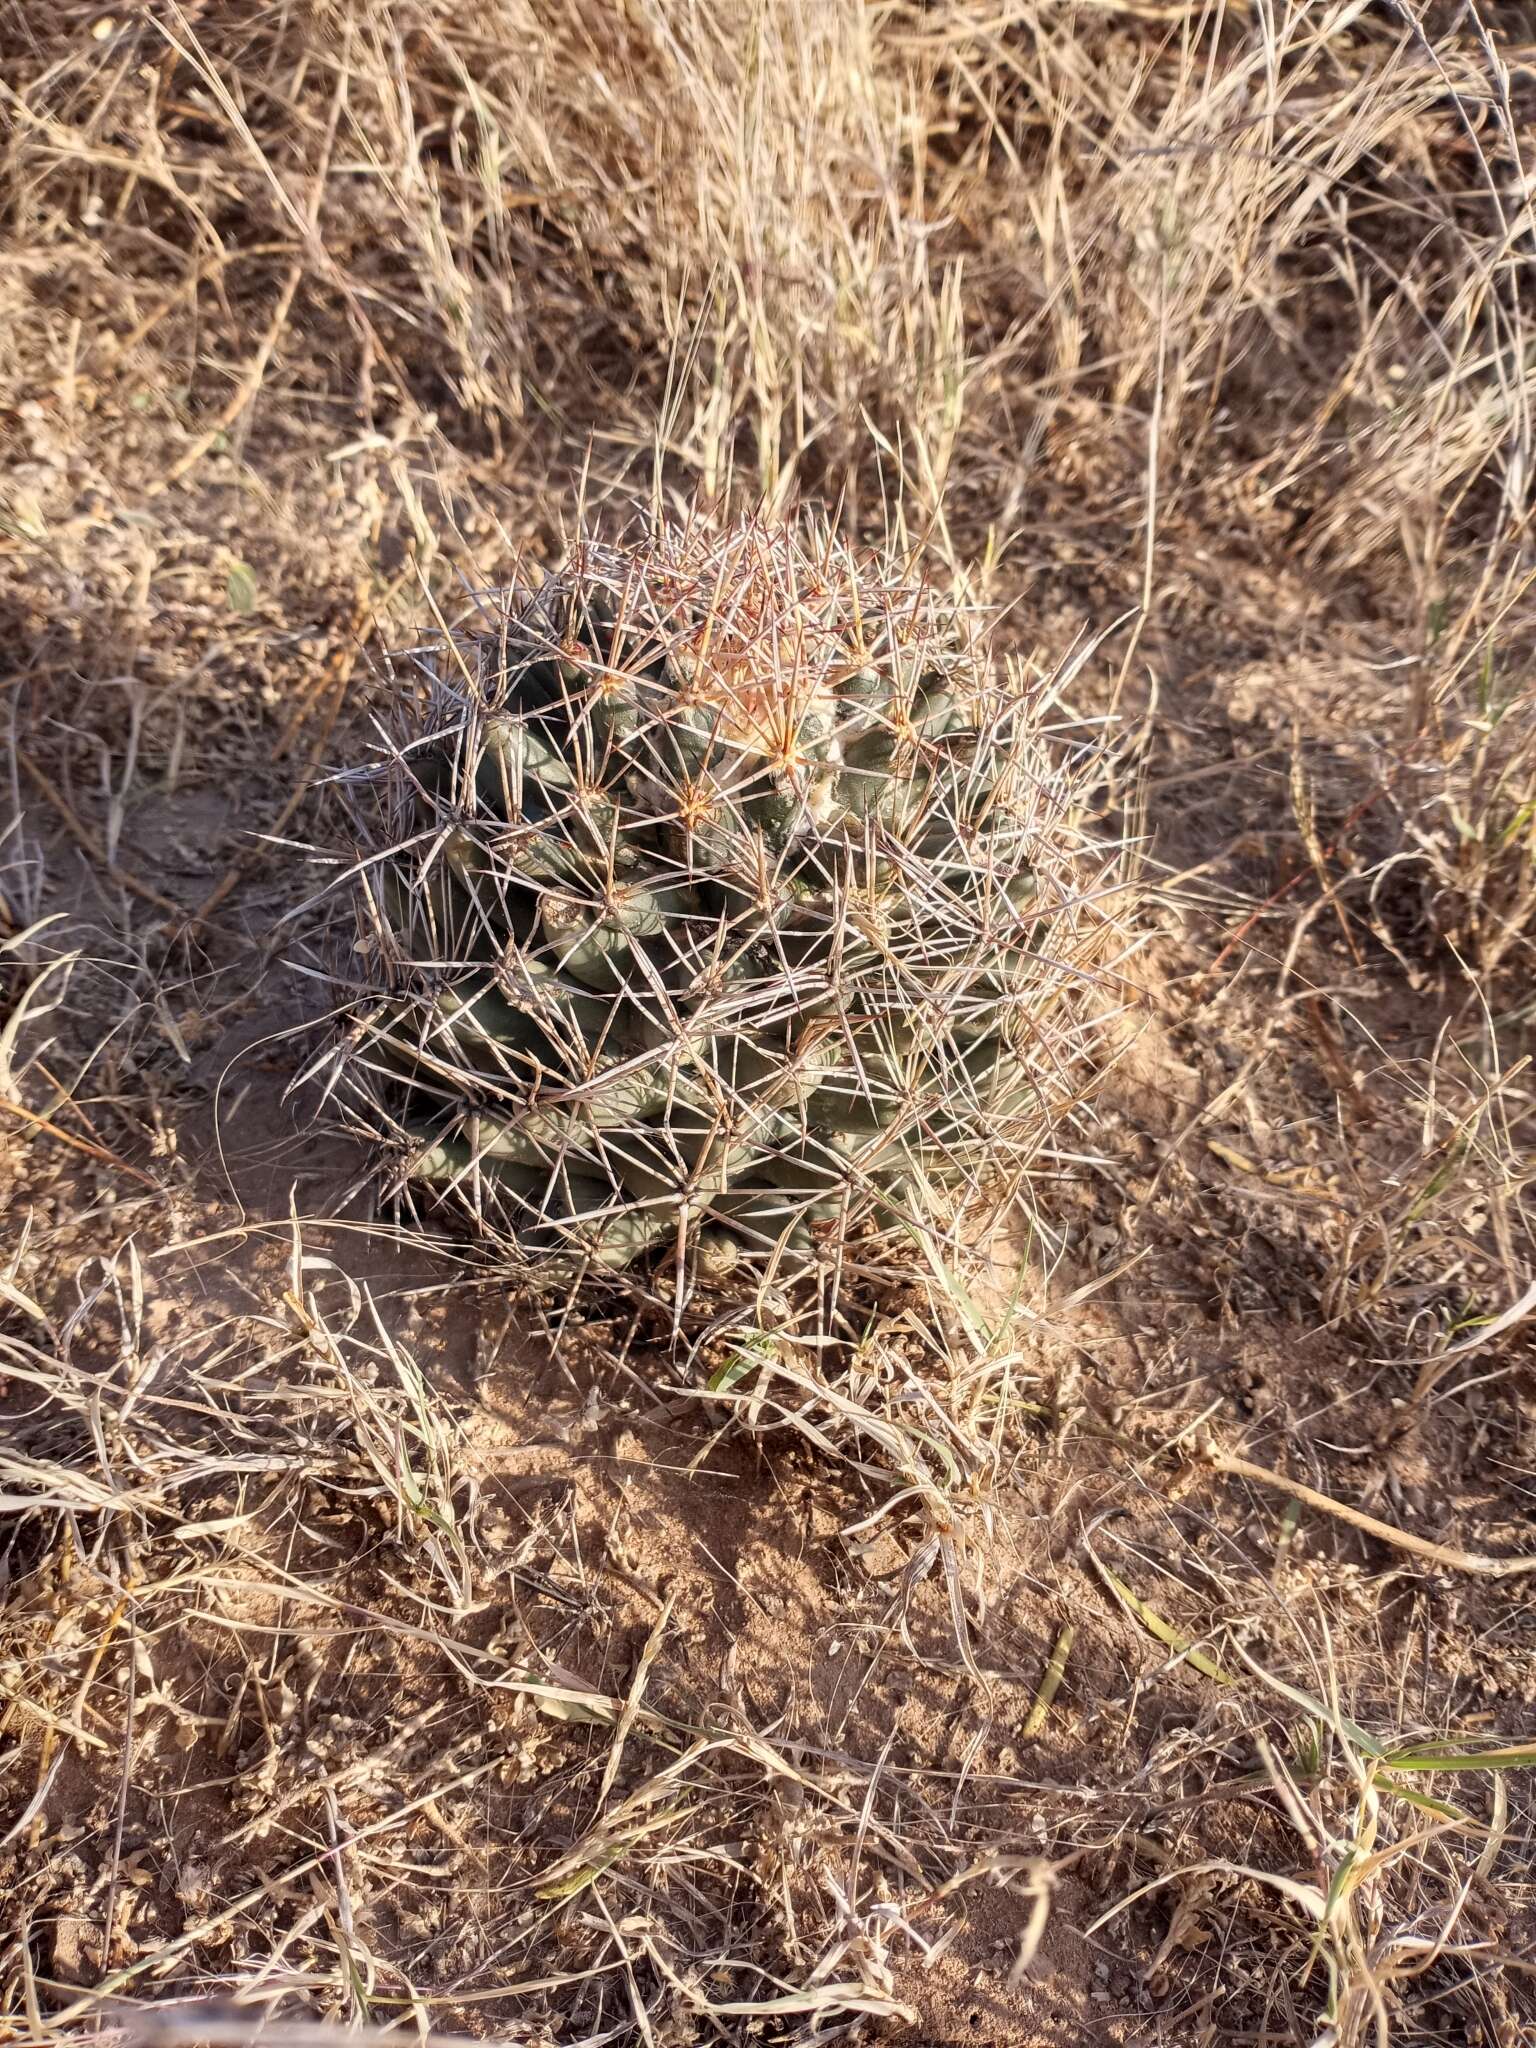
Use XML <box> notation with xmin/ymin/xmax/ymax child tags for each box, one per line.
<box><xmin>322</xmin><ymin>516</ymin><xmax>1116</xmax><ymax>1312</ymax></box>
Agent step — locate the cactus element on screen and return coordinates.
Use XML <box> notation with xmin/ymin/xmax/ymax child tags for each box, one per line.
<box><xmin>322</xmin><ymin>517</ymin><xmax>1118</xmax><ymax>1308</ymax></box>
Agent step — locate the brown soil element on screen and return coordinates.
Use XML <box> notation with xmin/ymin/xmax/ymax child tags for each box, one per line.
<box><xmin>6</xmin><ymin>772</ymin><xmax>1533</xmax><ymax>2043</ymax></box>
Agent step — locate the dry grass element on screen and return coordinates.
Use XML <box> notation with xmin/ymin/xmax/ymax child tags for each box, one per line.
<box><xmin>0</xmin><ymin>1242</ymin><xmax>945</xmax><ymax>2041</ymax></box>
<box><xmin>3</xmin><ymin>0</ymin><xmax>1536</xmax><ymax>2043</ymax></box>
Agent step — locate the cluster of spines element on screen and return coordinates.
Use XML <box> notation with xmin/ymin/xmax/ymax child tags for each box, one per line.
<box><xmin>321</xmin><ymin>518</ymin><xmax>1106</xmax><ymax>1316</ymax></box>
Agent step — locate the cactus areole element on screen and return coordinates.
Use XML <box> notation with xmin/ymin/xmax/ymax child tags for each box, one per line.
<box><xmin>324</xmin><ymin>517</ymin><xmax>1104</xmax><ymax>1308</ymax></box>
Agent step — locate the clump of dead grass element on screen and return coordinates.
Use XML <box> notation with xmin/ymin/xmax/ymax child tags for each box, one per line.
<box><xmin>1375</xmin><ymin>668</ymin><xmax>1536</xmax><ymax>988</ymax></box>
<box><xmin>0</xmin><ymin>1242</ymin><xmax>941</xmax><ymax>2040</ymax></box>
<box><xmin>4</xmin><ymin>0</ymin><xmax>1527</xmax><ymax>556</ymax></box>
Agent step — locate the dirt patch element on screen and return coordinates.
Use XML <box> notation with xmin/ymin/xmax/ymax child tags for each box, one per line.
<box><xmin>7</xmin><ymin>572</ymin><xmax>1535</xmax><ymax>2048</ymax></box>
<box><xmin>7</xmin><ymin>988</ymin><xmax>1531</xmax><ymax>2044</ymax></box>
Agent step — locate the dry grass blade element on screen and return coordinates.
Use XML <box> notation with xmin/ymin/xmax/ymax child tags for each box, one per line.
<box><xmin>1203</xmin><ymin>1437</ymin><xmax>1536</xmax><ymax>1581</ymax></box>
